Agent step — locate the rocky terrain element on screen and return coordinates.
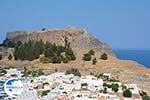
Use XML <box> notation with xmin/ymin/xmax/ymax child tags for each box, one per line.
<box><xmin>6</xmin><ymin>27</ymin><xmax>113</xmax><ymax>56</ymax></box>
<box><xmin>0</xmin><ymin>27</ymin><xmax>150</xmax><ymax>94</ymax></box>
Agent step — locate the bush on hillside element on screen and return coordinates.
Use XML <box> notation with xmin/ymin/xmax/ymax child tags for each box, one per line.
<box><xmin>8</xmin><ymin>54</ymin><xmax>13</xmax><ymax>60</ymax></box>
<box><xmin>14</xmin><ymin>40</ymin><xmax>45</xmax><ymax>61</ymax></box>
<box><xmin>92</xmin><ymin>58</ymin><xmax>97</xmax><ymax>65</ymax></box>
<box><xmin>88</xmin><ymin>49</ymin><xmax>95</xmax><ymax>55</ymax></box>
<box><xmin>2</xmin><ymin>38</ymin><xmax>15</xmax><ymax>48</ymax></box>
<box><xmin>82</xmin><ymin>53</ymin><xmax>91</xmax><ymax>61</ymax></box>
<box><xmin>66</xmin><ymin>68</ymin><xmax>81</xmax><ymax>77</ymax></box>
<box><xmin>62</xmin><ymin>57</ymin><xmax>69</xmax><ymax>63</ymax></box>
<box><xmin>100</xmin><ymin>53</ymin><xmax>108</xmax><ymax>60</ymax></box>
<box><xmin>123</xmin><ymin>89</ymin><xmax>132</xmax><ymax>97</ymax></box>
<box><xmin>52</xmin><ymin>56</ymin><xmax>61</xmax><ymax>63</ymax></box>
<box><xmin>40</xmin><ymin>57</ymin><xmax>51</xmax><ymax>63</ymax></box>
<box><xmin>111</xmin><ymin>84</ymin><xmax>119</xmax><ymax>92</ymax></box>
<box><xmin>0</xmin><ymin>55</ymin><xmax>2</xmax><ymax>60</ymax></box>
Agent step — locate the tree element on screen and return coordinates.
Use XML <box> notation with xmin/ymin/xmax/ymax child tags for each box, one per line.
<box><xmin>14</xmin><ymin>40</ymin><xmax>42</xmax><ymax>61</ymax></box>
<box><xmin>0</xmin><ymin>68</ymin><xmax>7</xmax><ymax>74</ymax></box>
<box><xmin>66</xmin><ymin>68</ymin><xmax>81</xmax><ymax>77</ymax></box>
<box><xmin>92</xmin><ymin>58</ymin><xmax>97</xmax><ymax>65</ymax></box>
<box><xmin>32</xmin><ymin>70</ymin><xmax>37</xmax><ymax>77</ymax></box>
<box><xmin>52</xmin><ymin>56</ymin><xmax>61</xmax><ymax>63</ymax></box>
<box><xmin>40</xmin><ymin>57</ymin><xmax>51</xmax><ymax>63</ymax></box>
<box><xmin>16</xmin><ymin>41</ymin><xmax>22</xmax><ymax>47</ymax></box>
<box><xmin>65</xmin><ymin>48</ymin><xmax>76</xmax><ymax>60</ymax></box>
<box><xmin>34</xmin><ymin>40</ymin><xmax>44</xmax><ymax>54</ymax></box>
<box><xmin>123</xmin><ymin>89</ymin><xmax>132</xmax><ymax>97</ymax></box>
<box><xmin>103</xmin><ymin>83</ymin><xmax>107</xmax><ymax>87</ymax></box>
<box><xmin>111</xmin><ymin>84</ymin><xmax>119</xmax><ymax>92</ymax></box>
<box><xmin>64</xmin><ymin>36</ymin><xmax>70</xmax><ymax>49</ymax></box>
<box><xmin>140</xmin><ymin>90</ymin><xmax>147</xmax><ymax>97</ymax></box>
<box><xmin>101</xmin><ymin>53</ymin><xmax>108</xmax><ymax>60</ymax></box>
<box><xmin>88</xmin><ymin>49</ymin><xmax>95</xmax><ymax>55</ymax></box>
<box><xmin>143</xmin><ymin>95</ymin><xmax>150</xmax><ymax>100</ymax></box>
<box><xmin>62</xmin><ymin>57</ymin><xmax>69</xmax><ymax>63</ymax></box>
<box><xmin>2</xmin><ymin>38</ymin><xmax>15</xmax><ymax>48</ymax></box>
<box><xmin>38</xmin><ymin>69</ymin><xmax>44</xmax><ymax>76</ymax></box>
<box><xmin>103</xmin><ymin>87</ymin><xmax>107</xmax><ymax>93</ymax></box>
<box><xmin>45</xmin><ymin>42</ymin><xmax>52</xmax><ymax>49</ymax></box>
<box><xmin>95</xmin><ymin>73</ymin><xmax>103</xmax><ymax>79</ymax></box>
<box><xmin>139</xmin><ymin>90</ymin><xmax>150</xmax><ymax>100</ymax></box>
<box><xmin>8</xmin><ymin>54</ymin><xmax>13</xmax><ymax>60</ymax></box>
<box><xmin>42</xmin><ymin>90</ymin><xmax>50</xmax><ymax>96</ymax></box>
<box><xmin>44</xmin><ymin>47</ymin><xmax>54</xmax><ymax>57</ymax></box>
<box><xmin>82</xmin><ymin>53</ymin><xmax>91</xmax><ymax>61</ymax></box>
<box><xmin>0</xmin><ymin>55</ymin><xmax>2</xmax><ymax>60</ymax></box>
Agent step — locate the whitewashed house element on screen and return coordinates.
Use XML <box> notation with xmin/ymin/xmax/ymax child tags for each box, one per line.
<box><xmin>103</xmin><ymin>73</ymin><xmax>111</xmax><ymax>79</ymax></box>
<box><xmin>5</xmin><ymin>68</ymin><xmax>22</xmax><ymax>77</ymax></box>
<box><xmin>80</xmin><ymin>75</ymin><xmax>103</xmax><ymax>91</ymax></box>
<box><xmin>98</xmin><ymin>93</ymin><xmax>120</xmax><ymax>100</ymax></box>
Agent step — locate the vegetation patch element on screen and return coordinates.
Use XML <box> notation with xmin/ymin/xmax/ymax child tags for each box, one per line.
<box><xmin>65</xmin><ymin>68</ymin><xmax>81</xmax><ymax>77</ymax></box>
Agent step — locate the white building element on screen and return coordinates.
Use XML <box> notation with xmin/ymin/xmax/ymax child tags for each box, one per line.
<box><xmin>103</xmin><ymin>73</ymin><xmax>111</xmax><ymax>79</ymax></box>
<box><xmin>5</xmin><ymin>68</ymin><xmax>22</xmax><ymax>77</ymax></box>
<box><xmin>80</xmin><ymin>75</ymin><xmax>103</xmax><ymax>91</ymax></box>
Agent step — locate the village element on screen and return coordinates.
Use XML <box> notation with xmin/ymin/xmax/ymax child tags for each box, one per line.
<box><xmin>0</xmin><ymin>67</ymin><xmax>146</xmax><ymax>100</ymax></box>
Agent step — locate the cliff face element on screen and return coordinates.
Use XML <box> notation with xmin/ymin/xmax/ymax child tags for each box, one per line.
<box><xmin>6</xmin><ymin>27</ymin><xmax>114</xmax><ymax>56</ymax></box>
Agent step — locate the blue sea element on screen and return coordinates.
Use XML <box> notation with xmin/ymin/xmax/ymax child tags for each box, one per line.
<box><xmin>113</xmin><ymin>50</ymin><xmax>150</xmax><ymax>68</ymax></box>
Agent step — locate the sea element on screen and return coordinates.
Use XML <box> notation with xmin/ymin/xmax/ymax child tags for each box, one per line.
<box><xmin>113</xmin><ymin>49</ymin><xmax>150</xmax><ymax>68</ymax></box>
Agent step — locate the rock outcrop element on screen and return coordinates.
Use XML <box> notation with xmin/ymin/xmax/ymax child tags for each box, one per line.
<box><xmin>6</xmin><ymin>27</ymin><xmax>114</xmax><ymax>56</ymax></box>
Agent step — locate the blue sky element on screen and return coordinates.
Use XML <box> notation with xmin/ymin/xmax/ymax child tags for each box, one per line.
<box><xmin>0</xmin><ymin>0</ymin><xmax>150</xmax><ymax>49</ymax></box>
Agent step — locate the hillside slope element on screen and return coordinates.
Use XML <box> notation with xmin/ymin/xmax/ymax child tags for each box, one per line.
<box><xmin>0</xmin><ymin>27</ymin><xmax>150</xmax><ymax>93</ymax></box>
<box><xmin>6</xmin><ymin>27</ymin><xmax>113</xmax><ymax>56</ymax></box>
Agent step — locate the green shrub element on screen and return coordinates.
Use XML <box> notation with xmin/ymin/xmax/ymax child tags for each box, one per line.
<box><xmin>95</xmin><ymin>73</ymin><xmax>103</xmax><ymax>79</ymax></box>
<box><xmin>62</xmin><ymin>57</ymin><xmax>69</xmax><ymax>63</ymax></box>
<box><xmin>123</xmin><ymin>89</ymin><xmax>132</xmax><ymax>97</ymax></box>
<box><xmin>66</xmin><ymin>68</ymin><xmax>81</xmax><ymax>77</ymax></box>
<box><xmin>42</xmin><ymin>90</ymin><xmax>50</xmax><ymax>96</ymax></box>
<box><xmin>100</xmin><ymin>53</ymin><xmax>108</xmax><ymax>60</ymax></box>
<box><xmin>44</xmin><ymin>47</ymin><xmax>55</xmax><ymax>57</ymax></box>
<box><xmin>82</xmin><ymin>53</ymin><xmax>91</xmax><ymax>61</ymax></box>
<box><xmin>65</xmin><ymin>48</ymin><xmax>76</xmax><ymax>60</ymax></box>
<box><xmin>103</xmin><ymin>83</ymin><xmax>107</xmax><ymax>87</ymax></box>
<box><xmin>0</xmin><ymin>55</ymin><xmax>2</xmax><ymax>60</ymax></box>
<box><xmin>143</xmin><ymin>95</ymin><xmax>150</xmax><ymax>100</ymax></box>
<box><xmin>107</xmin><ymin>84</ymin><xmax>112</xmax><ymax>88</ymax></box>
<box><xmin>139</xmin><ymin>91</ymin><xmax>150</xmax><ymax>100</ymax></box>
<box><xmin>2</xmin><ymin>38</ymin><xmax>15</xmax><ymax>48</ymax></box>
<box><xmin>88</xmin><ymin>49</ymin><xmax>95</xmax><ymax>55</ymax></box>
<box><xmin>14</xmin><ymin>40</ymin><xmax>44</xmax><ymax>61</ymax></box>
<box><xmin>0</xmin><ymin>69</ymin><xmax>7</xmax><ymax>74</ymax></box>
<box><xmin>38</xmin><ymin>69</ymin><xmax>45</xmax><ymax>76</ymax></box>
<box><xmin>52</xmin><ymin>56</ymin><xmax>61</xmax><ymax>63</ymax></box>
<box><xmin>111</xmin><ymin>84</ymin><xmax>119</xmax><ymax>92</ymax></box>
<box><xmin>8</xmin><ymin>54</ymin><xmax>13</xmax><ymax>60</ymax></box>
<box><xmin>92</xmin><ymin>58</ymin><xmax>97</xmax><ymax>65</ymax></box>
<box><xmin>40</xmin><ymin>57</ymin><xmax>51</xmax><ymax>63</ymax></box>
<box><xmin>32</xmin><ymin>70</ymin><xmax>37</xmax><ymax>77</ymax></box>
<box><xmin>103</xmin><ymin>87</ymin><xmax>107</xmax><ymax>93</ymax></box>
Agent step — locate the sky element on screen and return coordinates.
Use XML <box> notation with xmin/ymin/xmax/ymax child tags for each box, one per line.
<box><xmin>0</xmin><ymin>0</ymin><xmax>150</xmax><ymax>49</ymax></box>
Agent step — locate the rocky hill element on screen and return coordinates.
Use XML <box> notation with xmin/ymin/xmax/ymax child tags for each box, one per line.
<box><xmin>1</xmin><ymin>27</ymin><xmax>150</xmax><ymax>94</ymax></box>
<box><xmin>6</xmin><ymin>27</ymin><xmax>113</xmax><ymax>56</ymax></box>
